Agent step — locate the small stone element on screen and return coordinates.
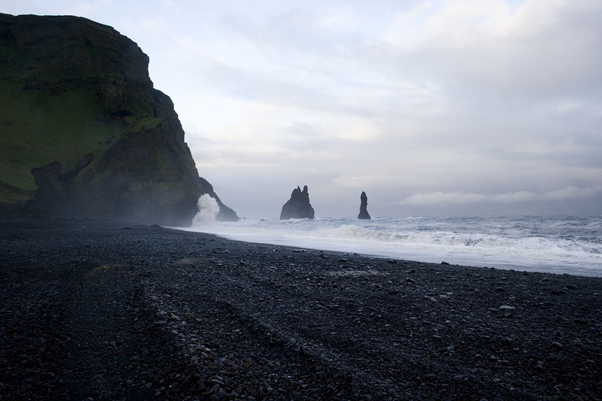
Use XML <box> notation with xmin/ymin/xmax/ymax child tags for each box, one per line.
<box><xmin>552</xmin><ymin>342</ymin><xmax>563</xmax><ymax>349</ymax></box>
<box><xmin>499</xmin><ymin>305</ymin><xmax>515</xmax><ymax>310</ymax></box>
<box><xmin>109</xmin><ymin>341</ymin><xmax>117</xmax><ymax>346</ymax></box>
<box><xmin>145</xmin><ymin>383</ymin><xmax>152</xmax><ymax>389</ymax></box>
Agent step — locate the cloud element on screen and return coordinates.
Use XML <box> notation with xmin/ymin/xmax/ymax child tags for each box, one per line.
<box><xmin>73</xmin><ymin>2</ymin><xmax>96</xmax><ymax>17</ymax></box>
<box><xmin>397</xmin><ymin>186</ymin><xmax>602</xmax><ymax>206</ymax></box>
<box><xmin>542</xmin><ymin>186</ymin><xmax>602</xmax><ymax>201</ymax></box>
<box><xmin>383</xmin><ymin>0</ymin><xmax>602</xmax><ymax>98</ymax></box>
<box><xmin>397</xmin><ymin>191</ymin><xmax>488</xmax><ymax>206</ymax></box>
<box><xmin>490</xmin><ymin>191</ymin><xmax>535</xmax><ymax>203</ymax></box>
<box><xmin>330</xmin><ymin>175</ymin><xmax>402</xmax><ymax>189</ymax></box>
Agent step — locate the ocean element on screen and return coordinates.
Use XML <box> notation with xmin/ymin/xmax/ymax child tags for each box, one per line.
<box><xmin>179</xmin><ymin>208</ymin><xmax>602</xmax><ymax>277</ymax></box>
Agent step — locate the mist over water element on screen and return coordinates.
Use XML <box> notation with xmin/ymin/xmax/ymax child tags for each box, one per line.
<box><xmin>192</xmin><ymin>194</ymin><xmax>220</xmax><ymax>226</ymax></box>
<box><xmin>179</xmin><ymin>215</ymin><xmax>602</xmax><ymax>277</ymax></box>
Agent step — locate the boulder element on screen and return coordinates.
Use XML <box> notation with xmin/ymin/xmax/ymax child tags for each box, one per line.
<box><xmin>280</xmin><ymin>185</ymin><xmax>315</xmax><ymax>220</ymax></box>
<box><xmin>358</xmin><ymin>191</ymin><xmax>371</xmax><ymax>219</ymax></box>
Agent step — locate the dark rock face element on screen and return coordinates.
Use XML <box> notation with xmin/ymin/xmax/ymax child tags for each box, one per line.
<box><xmin>358</xmin><ymin>191</ymin><xmax>371</xmax><ymax>220</ymax></box>
<box><xmin>0</xmin><ymin>13</ymin><xmax>236</xmax><ymax>225</ymax></box>
<box><xmin>199</xmin><ymin>178</ymin><xmax>238</xmax><ymax>222</ymax></box>
<box><xmin>280</xmin><ymin>186</ymin><xmax>315</xmax><ymax>220</ymax></box>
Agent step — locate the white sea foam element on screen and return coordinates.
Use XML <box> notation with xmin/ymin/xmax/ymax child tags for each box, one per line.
<box><xmin>192</xmin><ymin>194</ymin><xmax>219</xmax><ymax>226</ymax></box>
<box><xmin>178</xmin><ymin>216</ymin><xmax>602</xmax><ymax>277</ymax></box>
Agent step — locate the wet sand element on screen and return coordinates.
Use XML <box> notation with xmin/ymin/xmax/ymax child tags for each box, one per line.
<box><xmin>1</xmin><ymin>218</ymin><xmax>601</xmax><ymax>400</ymax></box>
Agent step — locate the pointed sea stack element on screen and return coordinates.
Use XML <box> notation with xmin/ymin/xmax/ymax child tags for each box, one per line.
<box><xmin>358</xmin><ymin>191</ymin><xmax>371</xmax><ymax>219</ymax></box>
<box><xmin>280</xmin><ymin>185</ymin><xmax>315</xmax><ymax>220</ymax></box>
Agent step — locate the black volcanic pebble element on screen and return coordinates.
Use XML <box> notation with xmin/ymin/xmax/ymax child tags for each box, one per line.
<box><xmin>1</xmin><ymin>218</ymin><xmax>601</xmax><ymax>400</ymax></box>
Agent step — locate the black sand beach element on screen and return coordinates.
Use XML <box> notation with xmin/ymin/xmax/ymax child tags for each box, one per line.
<box><xmin>1</xmin><ymin>219</ymin><xmax>601</xmax><ymax>400</ymax></box>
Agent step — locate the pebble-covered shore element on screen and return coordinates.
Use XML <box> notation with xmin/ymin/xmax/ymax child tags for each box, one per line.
<box><xmin>1</xmin><ymin>219</ymin><xmax>601</xmax><ymax>400</ymax></box>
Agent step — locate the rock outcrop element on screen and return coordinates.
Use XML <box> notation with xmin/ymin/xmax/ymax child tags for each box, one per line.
<box><xmin>0</xmin><ymin>13</ymin><xmax>236</xmax><ymax>225</ymax></box>
<box><xmin>199</xmin><ymin>178</ymin><xmax>238</xmax><ymax>222</ymax></box>
<box><xmin>358</xmin><ymin>191</ymin><xmax>371</xmax><ymax>220</ymax></box>
<box><xmin>280</xmin><ymin>185</ymin><xmax>315</xmax><ymax>220</ymax></box>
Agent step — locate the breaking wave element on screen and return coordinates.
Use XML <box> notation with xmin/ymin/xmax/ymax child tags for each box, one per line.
<box><xmin>192</xmin><ymin>194</ymin><xmax>219</xmax><ymax>226</ymax></box>
<box><xmin>180</xmin><ymin>215</ymin><xmax>602</xmax><ymax>276</ymax></box>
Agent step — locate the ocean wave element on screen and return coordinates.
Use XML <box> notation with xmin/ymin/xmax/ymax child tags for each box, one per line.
<box><xmin>192</xmin><ymin>194</ymin><xmax>220</xmax><ymax>226</ymax></box>
<box><xmin>179</xmin><ymin>215</ymin><xmax>602</xmax><ymax>276</ymax></box>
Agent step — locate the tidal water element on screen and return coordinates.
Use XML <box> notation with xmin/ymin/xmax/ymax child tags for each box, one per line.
<box><xmin>179</xmin><ymin>214</ymin><xmax>602</xmax><ymax>277</ymax></box>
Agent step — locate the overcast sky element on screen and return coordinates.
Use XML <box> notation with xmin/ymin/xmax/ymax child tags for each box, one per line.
<box><xmin>3</xmin><ymin>0</ymin><xmax>602</xmax><ymax>218</ymax></box>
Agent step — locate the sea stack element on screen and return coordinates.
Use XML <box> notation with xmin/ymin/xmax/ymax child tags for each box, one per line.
<box><xmin>280</xmin><ymin>185</ymin><xmax>315</xmax><ymax>220</ymax></box>
<box><xmin>358</xmin><ymin>191</ymin><xmax>371</xmax><ymax>220</ymax></box>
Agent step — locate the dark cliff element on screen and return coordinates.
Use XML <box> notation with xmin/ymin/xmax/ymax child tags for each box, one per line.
<box><xmin>358</xmin><ymin>191</ymin><xmax>371</xmax><ymax>220</ymax></box>
<box><xmin>280</xmin><ymin>185</ymin><xmax>315</xmax><ymax>220</ymax></box>
<box><xmin>0</xmin><ymin>13</ymin><xmax>237</xmax><ymax>225</ymax></box>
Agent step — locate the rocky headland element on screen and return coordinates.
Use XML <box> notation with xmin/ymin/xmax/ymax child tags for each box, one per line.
<box><xmin>358</xmin><ymin>191</ymin><xmax>371</xmax><ymax>220</ymax></box>
<box><xmin>0</xmin><ymin>13</ymin><xmax>236</xmax><ymax>225</ymax></box>
<box><xmin>280</xmin><ymin>185</ymin><xmax>315</xmax><ymax>220</ymax></box>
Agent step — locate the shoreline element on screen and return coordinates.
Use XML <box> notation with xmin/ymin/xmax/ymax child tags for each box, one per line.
<box><xmin>1</xmin><ymin>218</ymin><xmax>601</xmax><ymax>400</ymax></box>
<box><xmin>176</xmin><ymin>225</ymin><xmax>602</xmax><ymax>279</ymax></box>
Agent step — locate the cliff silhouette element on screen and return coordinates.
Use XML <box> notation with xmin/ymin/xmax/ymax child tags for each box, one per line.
<box><xmin>0</xmin><ymin>13</ymin><xmax>237</xmax><ymax>224</ymax></box>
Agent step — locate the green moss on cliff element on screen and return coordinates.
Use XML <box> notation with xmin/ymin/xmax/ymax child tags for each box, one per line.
<box><xmin>0</xmin><ymin>79</ymin><xmax>122</xmax><ymax>203</ymax></box>
<box><xmin>0</xmin><ymin>70</ymin><xmax>190</xmax><ymax>214</ymax></box>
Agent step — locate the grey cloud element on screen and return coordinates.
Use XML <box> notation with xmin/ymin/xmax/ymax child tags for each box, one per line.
<box><xmin>397</xmin><ymin>186</ymin><xmax>602</xmax><ymax>206</ymax></box>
